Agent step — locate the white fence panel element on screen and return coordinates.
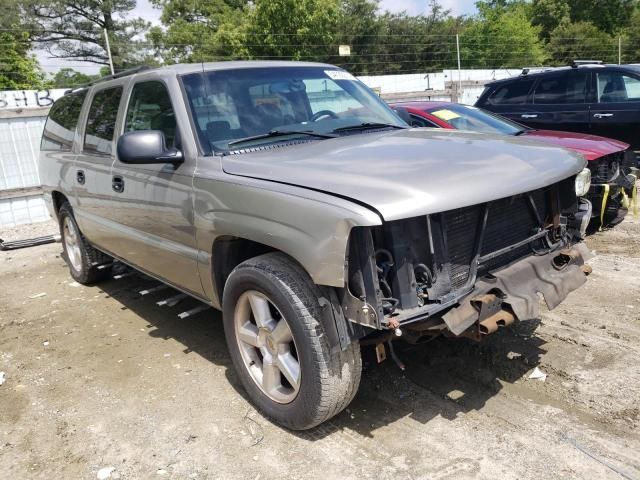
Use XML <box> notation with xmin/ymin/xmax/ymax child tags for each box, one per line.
<box><xmin>0</xmin><ymin>194</ymin><xmax>49</xmax><ymax>228</ymax></box>
<box><xmin>0</xmin><ymin>116</ymin><xmax>46</xmax><ymax>190</ymax></box>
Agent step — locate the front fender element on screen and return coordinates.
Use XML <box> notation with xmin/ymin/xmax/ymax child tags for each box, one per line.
<box><xmin>193</xmin><ymin>175</ymin><xmax>382</xmax><ymax>306</ymax></box>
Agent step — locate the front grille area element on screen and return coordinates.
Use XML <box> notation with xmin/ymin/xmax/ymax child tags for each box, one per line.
<box><xmin>443</xmin><ymin>186</ymin><xmax>549</xmax><ymax>290</ymax></box>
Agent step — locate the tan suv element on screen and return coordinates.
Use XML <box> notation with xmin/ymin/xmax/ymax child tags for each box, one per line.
<box><xmin>40</xmin><ymin>61</ymin><xmax>592</xmax><ymax>429</ymax></box>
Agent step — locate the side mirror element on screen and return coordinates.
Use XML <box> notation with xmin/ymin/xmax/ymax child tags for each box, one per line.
<box><xmin>392</xmin><ymin>106</ymin><xmax>412</xmax><ymax>126</ymax></box>
<box><xmin>117</xmin><ymin>130</ymin><xmax>183</xmax><ymax>165</ymax></box>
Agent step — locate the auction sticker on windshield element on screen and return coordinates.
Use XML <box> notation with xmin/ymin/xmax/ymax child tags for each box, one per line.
<box><xmin>431</xmin><ymin>109</ymin><xmax>460</xmax><ymax>121</ymax></box>
<box><xmin>325</xmin><ymin>70</ymin><xmax>357</xmax><ymax>81</ymax></box>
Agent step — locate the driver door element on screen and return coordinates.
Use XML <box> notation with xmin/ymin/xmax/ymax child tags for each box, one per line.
<box><xmin>110</xmin><ymin>78</ymin><xmax>204</xmax><ymax>296</ymax></box>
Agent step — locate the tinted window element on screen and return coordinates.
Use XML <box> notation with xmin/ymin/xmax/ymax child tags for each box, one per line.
<box><xmin>488</xmin><ymin>79</ymin><xmax>534</xmax><ymax>105</ymax></box>
<box><xmin>533</xmin><ymin>71</ymin><xmax>588</xmax><ymax>104</ymax></box>
<box><xmin>84</xmin><ymin>87</ymin><xmax>123</xmax><ymax>155</ymax></box>
<box><xmin>124</xmin><ymin>81</ymin><xmax>177</xmax><ymax>147</ymax></box>
<box><xmin>596</xmin><ymin>71</ymin><xmax>640</xmax><ymax>103</ymax></box>
<box><xmin>41</xmin><ymin>92</ymin><xmax>86</xmax><ymax>151</ymax></box>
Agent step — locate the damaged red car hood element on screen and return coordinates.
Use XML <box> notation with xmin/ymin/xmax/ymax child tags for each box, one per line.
<box><xmin>520</xmin><ymin>130</ymin><xmax>629</xmax><ymax>161</ymax></box>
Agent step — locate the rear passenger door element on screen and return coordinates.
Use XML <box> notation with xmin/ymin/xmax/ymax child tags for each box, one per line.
<box><xmin>528</xmin><ymin>70</ymin><xmax>590</xmax><ymax>134</ymax></box>
<box><xmin>590</xmin><ymin>70</ymin><xmax>640</xmax><ymax>150</ymax></box>
<box><xmin>73</xmin><ymin>84</ymin><xmax>124</xmax><ymax>253</ymax></box>
<box><xmin>110</xmin><ymin>79</ymin><xmax>204</xmax><ymax>296</ymax></box>
<box><xmin>40</xmin><ymin>91</ymin><xmax>87</xmax><ymax>211</ymax></box>
<box><xmin>478</xmin><ymin>77</ymin><xmax>535</xmax><ymax>122</ymax></box>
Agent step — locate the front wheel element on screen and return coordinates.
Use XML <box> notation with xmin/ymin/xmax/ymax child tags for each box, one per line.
<box><xmin>222</xmin><ymin>253</ymin><xmax>361</xmax><ymax>430</ymax></box>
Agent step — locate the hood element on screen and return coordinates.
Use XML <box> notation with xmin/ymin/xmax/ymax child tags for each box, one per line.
<box><xmin>222</xmin><ymin>128</ymin><xmax>586</xmax><ymax>221</ymax></box>
<box><xmin>521</xmin><ymin>130</ymin><xmax>629</xmax><ymax>161</ymax></box>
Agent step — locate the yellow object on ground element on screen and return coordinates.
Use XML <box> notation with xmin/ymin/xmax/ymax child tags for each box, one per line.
<box><xmin>599</xmin><ymin>184</ymin><xmax>610</xmax><ymax>231</ymax></box>
<box><xmin>633</xmin><ymin>183</ymin><xmax>638</xmax><ymax>220</ymax></box>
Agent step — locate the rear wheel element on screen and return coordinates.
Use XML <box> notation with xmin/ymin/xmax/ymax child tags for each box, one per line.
<box><xmin>58</xmin><ymin>202</ymin><xmax>111</xmax><ymax>284</ymax></box>
<box><xmin>222</xmin><ymin>252</ymin><xmax>361</xmax><ymax>430</ymax></box>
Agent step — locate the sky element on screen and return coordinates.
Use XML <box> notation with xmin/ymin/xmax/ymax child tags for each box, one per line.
<box><xmin>37</xmin><ymin>0</ymin><xmax>478</xmax><ymax>75</ymax></box>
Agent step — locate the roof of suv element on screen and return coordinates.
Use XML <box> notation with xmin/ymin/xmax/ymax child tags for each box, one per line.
<box><xmin>142</xmin><ymin>61</ymin><xmax>336</xmax><ymax>76</ymax></box>
<box><xmin>65</xmin><ymin>61</ymin><xmax>338</xmax><ymax>94</ymax></box>
<box><xmin>485</xmin><ymin>63</ymin><xmax>640</xmax><ymax>87</ymax></box>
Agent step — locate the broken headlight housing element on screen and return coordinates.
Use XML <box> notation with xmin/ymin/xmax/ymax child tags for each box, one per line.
<box><xmin>575</xmin><ymin>168</ymin><xmax>591</xmax><ymax>197</ymax></box>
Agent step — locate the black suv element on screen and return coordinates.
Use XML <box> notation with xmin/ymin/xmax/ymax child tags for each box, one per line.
<box><xmin>476</xmin><ymin>62</ymin><xmax>640</xmax><ymax>159</ymax></box>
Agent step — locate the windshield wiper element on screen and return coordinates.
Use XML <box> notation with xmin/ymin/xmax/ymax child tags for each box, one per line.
<box><xmin>227</xmin><ymin>129</ymin><xmax>336</xmax><ymax>148</ymax></box>
<box><xmin>332</xmin><ymin>122</ymin><xmax>408</xmax><ymax>133</ymax></box>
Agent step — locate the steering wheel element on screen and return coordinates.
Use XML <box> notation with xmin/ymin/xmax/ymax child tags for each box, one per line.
<box><xmin>311</xmin><ymin>110</ymin><xmax>339</xmax><ymax>122</ymax></box>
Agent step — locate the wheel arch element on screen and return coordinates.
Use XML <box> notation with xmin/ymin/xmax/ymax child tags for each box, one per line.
<box><xmin>51</xmin><ymin>190</ymin><xmax>70</xmax><ymax>220</ymax></box>
<box><xmin>211</xmin><ymin>235</ymin><xmax>277</xmax><ymax>306</ymax></box>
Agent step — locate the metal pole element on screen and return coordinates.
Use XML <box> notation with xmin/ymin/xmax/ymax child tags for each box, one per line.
<box><xmin>456</xmin><ymin>34</ymin><xmax>462</xmax><ymax>102</ymax></box>
<box><xmin>104</xmin><ymin>28</ymin><xmax>115</xmax><ymax>75</ymax></box>
<box><xmin>618</xmin><ymin>36</ymin><xmax>622</xmax><ymax>65</ymax></box>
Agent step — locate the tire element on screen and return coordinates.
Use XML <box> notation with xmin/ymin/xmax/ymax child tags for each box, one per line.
<box><xmin>58</xmin><ymin>202</ymin><xmax>111</xmax><ymax>284</ymax></box>
<box><xmin>222</xmin><ymin>252</ymin><xmax>361</xmax><ymax>430</ymax></box>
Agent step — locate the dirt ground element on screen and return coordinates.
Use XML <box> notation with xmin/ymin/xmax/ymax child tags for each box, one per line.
<box><xmin>1</xmin><ymin>217</ymin><xmax>640</xmax><ymax>480</ymax></box>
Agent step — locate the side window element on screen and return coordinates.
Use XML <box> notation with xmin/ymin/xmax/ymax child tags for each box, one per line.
<box><xmin>41</xmin><ymin>92</ymin><xmax>86</xmax><ymax>151</ymax></box>
<box><xmin>596</xmin><ymin>71</ymin><xmax>640</xmax><ymax>103</ymax></box>
<box><xmin>533</xmin><ymin>71</ymin><xmax>587</xmax><ymax>104</ymax></box>
<box><xmin>488</xmin><ymin>79</ymin><xmax>534</xmax><ymax>105</ymax></box>
<box><xmin>124</xmin><ymin>81</ymin><xmax>177</xmax><ymax>147</ymax></box>
<box><xmin>83</xmin><ymin>87</ymin><xmax>123</xmax><ymax>155</ymax></box>
<box><xmin>410</xmin><ymin>114</ymin><xmax>439</xmax><ymax>128</ymax></box>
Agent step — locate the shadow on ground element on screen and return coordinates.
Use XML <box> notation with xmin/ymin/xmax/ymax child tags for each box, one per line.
<box><xmin>95</xmin><ymin>270</ymin><xmax>546</xmax><ymax>439</ymax></box>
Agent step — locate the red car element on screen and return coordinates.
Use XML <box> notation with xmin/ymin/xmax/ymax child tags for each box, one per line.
<box><xmin>392</xmin><ymin>101</ymin><xmax>637</xmax><ymax>231</ymax></box>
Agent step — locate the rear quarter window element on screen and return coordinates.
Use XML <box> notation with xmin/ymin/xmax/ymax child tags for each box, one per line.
<box><xmin>488</xmin><ymin>79</ymin><xmax>534</xmax><ymax>105</ymax></box>
<box><xmin>41</xmin><ymin>92</ymin><xmax>87</xmax><ymax>151</ymax></box>
<box><xmin>83</xmin><ymin>87</ymin><xmax>123</xmax><ymax>155</ymax></box>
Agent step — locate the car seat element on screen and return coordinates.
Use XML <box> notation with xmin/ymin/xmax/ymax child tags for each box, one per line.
<box><xmin>600</xmin><ymin>77</ymin><xmax>627</xmax><ymax>103</ymax></box>
<box><xmin>206</xmin><ymin>121</ymin><xmax>232</xmax><ymax>143</ymax></box>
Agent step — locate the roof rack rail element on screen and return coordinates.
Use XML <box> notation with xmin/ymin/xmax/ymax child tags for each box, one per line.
<box><xmin>571</xmin><ymin>59</ymin><xmax>602</xmax><ymax>67</ymax></box>
<box><xmin>520</xmin><ymin>66</ymin><xmax>555</xmax><ymax>75</ymax></box>
<box><xmin>64</xmin><ymin>65</ymin><xmax>153</xmax><ymax>95</ymax></box>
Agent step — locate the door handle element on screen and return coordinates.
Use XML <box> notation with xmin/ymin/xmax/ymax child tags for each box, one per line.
<box><xmin>76</xmin><ymin>170</ymin><xmax>85</xmax><ymax>185</ymax></box>
<box><xmin>520</xmin><ymin>114</ymin><xmax>538</xmax><ymax>119</ymax></box>
<box><xmin>112</xmin><ymin>175</ymin><xmax>125</xmax><ymax>193</ymax></box>
<box><xmin>593</xmin><ymin>113</ymin><xmax>614</xmax><ymax>118</ymax></box>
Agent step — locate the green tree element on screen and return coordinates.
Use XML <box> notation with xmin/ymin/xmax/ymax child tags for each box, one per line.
<box><xmin>568</xmin><ymin>0</ymin><xmax>636</xmax><ymax>35</ymax></box>
<box><xmin>622</xmin><ymin>7</ymin><xmax>640</xmax><ymax>63</ymax></box>
<box><xmin>331</xmin><ymin>0</ymin><xmax>384</xmax><ymax>74</ymax></box>
<box><xmin>0</xmin><ymin>31</ymin><xmax>48</xmax><ymax>90</ymax></box>
<box><xmin>51</xmin><ymin>68</ymin><xmax>98</xmax><ymax>87</ymax></box>
<box><xmin>148</xmin><ymin>0</ymin><xmax>248</xmax><ymax>63</ymax></box>
<box><xmin>461</xmin><ymin>1</ymin><xmax>546</xmax><ymax>68</ymax></box>
<box><xmin>21</xmin><ymin>0</ymin><xmax>152</xmax><ymax>70</ymax></box>
<box><xmin>530</xmin><ymin>0</ymin><xmax>570</xmax><ymax>40</ymax></box>
<box><xmin>0</xmin><ymin>1</ymin><xmax>47</xmax><ymax>90</ymax></box>
<box><xmin>547</xmin><ymin>21</ymin><xmax>617</xmax><ymax>65</ymax></box>
<box><xmin>247</xmin><ymin>0</ymin><xmax>341</xmax><ymax>61</ymax></box>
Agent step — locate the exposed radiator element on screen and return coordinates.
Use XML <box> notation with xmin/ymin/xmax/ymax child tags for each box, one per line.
<box><xmin>443</xmin><ymin>186</ymin><xmax>549</xmax><ymax>290</ymax></box>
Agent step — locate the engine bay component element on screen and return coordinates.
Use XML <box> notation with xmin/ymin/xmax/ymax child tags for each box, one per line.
<box><xmin>342</xmin><ymin>177</ymin><xmax>591</xmax><ymax>339</ymax></box>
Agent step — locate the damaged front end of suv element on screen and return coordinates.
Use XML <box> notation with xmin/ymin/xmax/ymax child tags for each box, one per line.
<box><xmin>341</xmin><ymin>173</ymin><xmax>592</xmax><ymax>343</ymax></box>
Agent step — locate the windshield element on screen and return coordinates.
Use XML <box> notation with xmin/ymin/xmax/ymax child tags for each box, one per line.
<box><xmin>426</xmin><ymin>104</ymin><xmax>528</xmax><ymax>135</ymax></box>
<box><xmin>181</xmin><ymin>66</ymin><xmax>406</xmax><ymax>154</ymax></box>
